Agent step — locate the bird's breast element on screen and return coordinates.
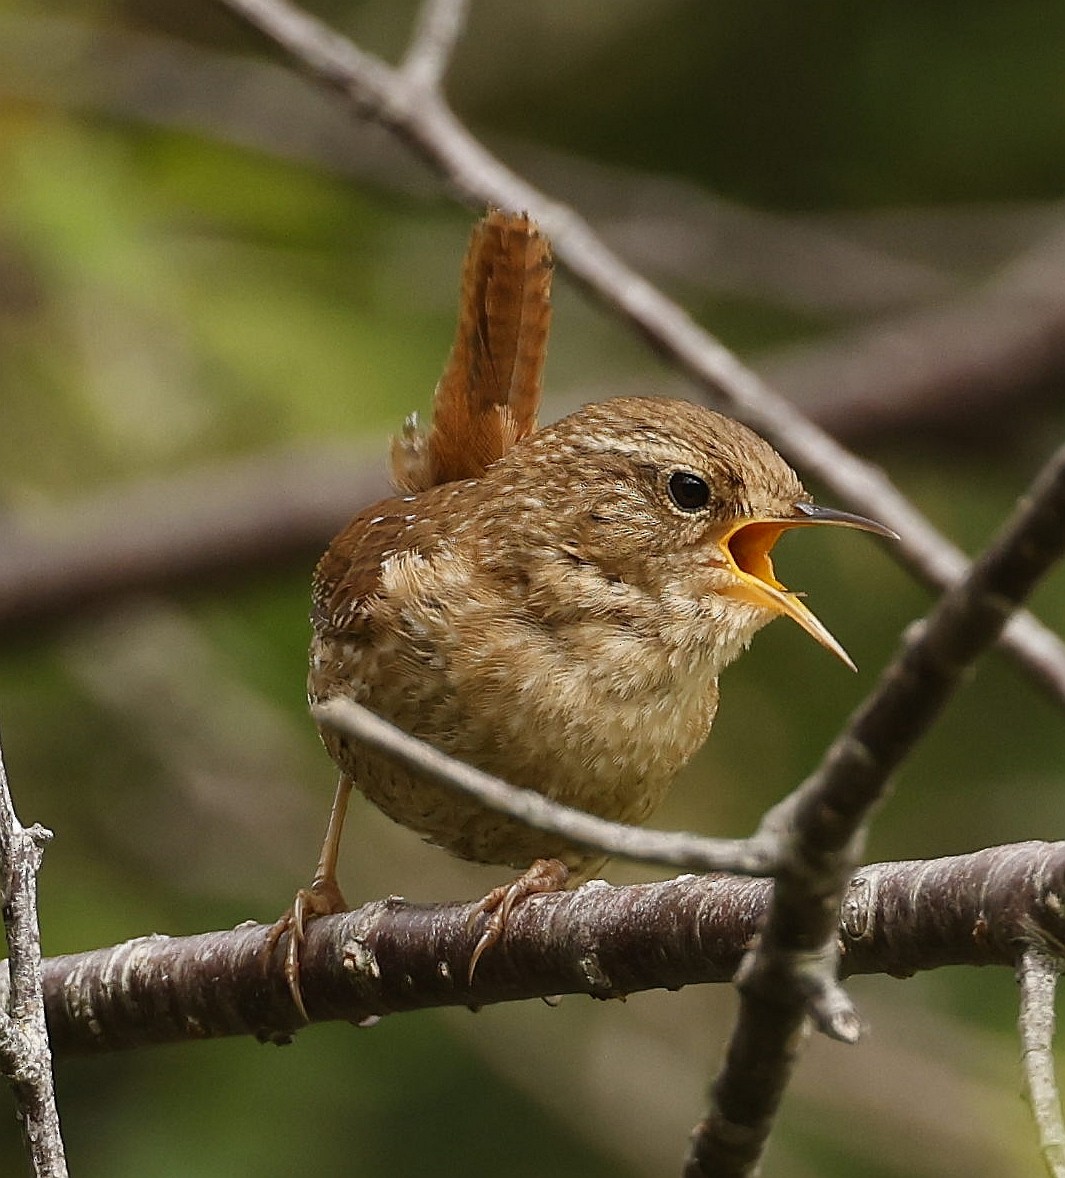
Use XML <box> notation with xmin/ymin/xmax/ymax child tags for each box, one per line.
<box><xmin>308</xmin><ymin>547</ymin><xmax>724</xmax><ymax>868</ymax></box>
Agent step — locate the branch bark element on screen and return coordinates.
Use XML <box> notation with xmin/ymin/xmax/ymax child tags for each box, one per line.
<box><xmin>1</xmin><ymin>843</ymin><xmax>1060</xmax><ymax>1057</ymax></box>
<box><xmin>0</xmin><ymin>738</ymin><xmax>68</xmax><ymax>1177</ymax></box>
<box><xmin>1019</xmin><ymin>948</ymin><xmax>1065</xmax><ymax>1178</ymax></box>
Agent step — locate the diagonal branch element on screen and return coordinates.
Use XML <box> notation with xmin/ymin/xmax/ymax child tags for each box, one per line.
<box><xmin>688</xmin><ymin>439</ymin><xmax>1065</xmax><ymax>1176</ymax></box>
<box><xmin>217</xmin><ymin>0</ymin><xmax>1065</xmax><ymax>712</ymax></box>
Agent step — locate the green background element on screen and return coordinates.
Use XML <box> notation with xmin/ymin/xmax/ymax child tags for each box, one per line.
<box><xmin>1</xmin><ymin>1</ymin><xmax>1064</xmax><ymax>1174</ymax></box>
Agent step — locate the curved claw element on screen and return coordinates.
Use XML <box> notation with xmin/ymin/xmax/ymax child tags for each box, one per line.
<box><xmin>265</xmin><ymin>876</ymin><xmax>349</xmax><ymax>1021</ymax></box>
<box><xmin>466</xmin><ymin>858</ymin><xmax>570</xmax><ymax>984</ymax></box>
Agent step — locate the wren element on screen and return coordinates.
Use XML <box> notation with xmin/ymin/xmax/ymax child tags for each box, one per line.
<box><xmin>273</xmin><ymin>209</ymin><xmax>892</xmax><ymax>1008</ymax></box>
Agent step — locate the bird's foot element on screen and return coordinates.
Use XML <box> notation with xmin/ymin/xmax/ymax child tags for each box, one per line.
<box><xmin>466</xmin><ymin>858</ymin><xmax>569</xmax><ymax>983</ymax></box>
<box><xmin>265</xmin><ymin>875</ymin><xmax>349</xmax><ymax>1021</ymax></box>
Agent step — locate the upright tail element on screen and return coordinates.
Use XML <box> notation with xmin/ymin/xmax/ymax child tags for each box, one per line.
<box><xmin>391</xmin><ymin>208</ymin><xmax>553</xmax><ymax>493</ymax></box>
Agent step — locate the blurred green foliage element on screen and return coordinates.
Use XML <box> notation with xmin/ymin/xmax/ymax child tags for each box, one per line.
<box><xmin>1</xmin><ymin>2</ymin><xmax>1064</xmax><ymax>1175</ymax></box>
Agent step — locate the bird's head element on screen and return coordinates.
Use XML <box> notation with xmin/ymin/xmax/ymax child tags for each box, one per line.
<box><xmin>498</xmin><ymin>396</ymin><xmax>895</xmax><ymax>670</ymax></box>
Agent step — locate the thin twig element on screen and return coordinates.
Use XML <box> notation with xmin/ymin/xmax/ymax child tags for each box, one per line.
<box><xmin>1019</xmin><ymin>947</ymin><xmax>1065</xmax><ymax>1178</ymax></box>
<box><xmin>312</xmin><ymin>698</ymin><xmax>775</xmax><ymax>876</ymax></box>
<box><xmin>687</xmin><ymin>441</ymin><xmax>1065</xmax><ymax>1176</ymax></box>
<box><xmin>0</xmin><ymin>736</ymin><xmax>68</xmax><ymax>1177</ymax></box>
<box><xmin>217</xmin><ymin>0</ymin><xmax>1065</xmax><ymax>712</ymax></box>
<box><xmin>401</xmin><ymin>0</ymin><xmax>470</xmax><ymax>91</ymax></box>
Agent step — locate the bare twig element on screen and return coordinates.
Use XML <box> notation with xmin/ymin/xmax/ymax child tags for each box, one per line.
<box><xmin>401</xmin><ymin>0</ymin><xmax>470</xmax><ymax>91</ymax></box>
<box><xmin>313</xmin><ymin>698</ymin><xmax>775</xmax><ymax>876</ymax></box>
<box><xmin>0</xmin><ymin>738</ymin><xmax>68</xmax><ymax>1177</ymax></box>
<box><xmin>1019</xmin><ymin>947</ymin><xmax>1065</xmax><ymax>1178</ymax></box>
<box><xmin>1</xmin><ymin>843</ymin><xmax>1060</xmax><ymax>1055</ymax></box>
<box><xmin>688</xmin><ymin>440</ymin><xmax>1065</xmax><ymax>1176</ymax></box>
<box><xmin>216</xmin><ymin>0</ymin><xmax>1065</xmax><ymax>713</ymax></box>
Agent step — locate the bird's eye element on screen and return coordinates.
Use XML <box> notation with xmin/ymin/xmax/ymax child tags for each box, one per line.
<box><xmin>668</xmin><ymin>471</ymin><xmax>711</xmax><ymax>512</ymax></box>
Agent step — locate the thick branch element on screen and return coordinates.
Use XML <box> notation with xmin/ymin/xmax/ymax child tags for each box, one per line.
<box><xmin>1</xmin><ymin>843</ymin><xmax>1060</xmax><ymax>1056</ymax></box>
<box><xmin>218</xmin><ymin>0</ymin><xmax>1065</xmax><ymax>712</ymax></box>
<box><xmin>690</xmin><ymin>440</ymin><xmax>1065</xmax><ymax>1174</ymax></box>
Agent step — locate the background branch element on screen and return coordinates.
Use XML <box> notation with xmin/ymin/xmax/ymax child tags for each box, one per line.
<box><xmin>401</xmin><ymin>0</ymin><xmax>470</xmax><ymax>91</ymax></box>
<box><xmin>0</xmin><ymin>443</ymin><xmax>380</xmax><ymax>637</ymax></box>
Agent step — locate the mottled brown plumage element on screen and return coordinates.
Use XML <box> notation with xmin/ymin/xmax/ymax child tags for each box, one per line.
<box><xmin>311</xmin><ymin>396</ymin><xmax>806</xmax><ymax>871</ymax></box>
<box><xmin>272</xmin><ymin>211</ymin><xmax>891</xmax><ymax>1011</ymax></box>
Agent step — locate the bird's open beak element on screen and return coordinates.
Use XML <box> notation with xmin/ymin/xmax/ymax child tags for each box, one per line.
<box><xmin>717</xmin><ymin>502</ymin><xmax>898</xmax><ymax>671</ymax></box>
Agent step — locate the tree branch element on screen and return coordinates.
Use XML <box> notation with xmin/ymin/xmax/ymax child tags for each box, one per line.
<box><xmin>401</xmin><ymin>0</ymin><xmax>470</xmax><ymax>92</ymax></box>
<box><xmin>217</xmin><ymin>0</ymin><xmax>1065</xmax><ymax>714</ymax></box>
<box><xmin>1</xmin><ymin>843</ymin><xmax>1060</xmax><ymax>1057</ymax></box>
<box><xmin>688</xmin><ymin>439</ymin><xmax>1065</xmax><ymax>1175</ymax></box>
<box><xmin>0</xmin><ymin>737</ymin><xmax>68</xmax><ymax>1177</ymax></box>
<box><xmin>1019</xmin><ymin>947</ymin><xmax>1065</xmax><ymax>1178</ymax></box>
<box><xmin>0</xmin><ymin>442</ymin><xmax>381</xmax><ymax>636</ymax></box>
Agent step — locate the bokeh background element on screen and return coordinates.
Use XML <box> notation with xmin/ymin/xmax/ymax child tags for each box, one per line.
<box><xmin>2</xmin><ymin>1</ymin><xmax>1065</xmax><ymax>1175</ymax></box>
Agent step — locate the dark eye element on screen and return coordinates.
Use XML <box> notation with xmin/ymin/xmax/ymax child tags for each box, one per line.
<box><xmin>668</xmin><ymin>470</ymin><xmax>711</xmax><ymax>512</ymax></box>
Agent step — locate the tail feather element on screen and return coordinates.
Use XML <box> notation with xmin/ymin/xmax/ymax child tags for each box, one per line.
<box><xmin>391</xmin><ymin>209</ymin><xmax>553</xmax><ymax>493</ymax></box>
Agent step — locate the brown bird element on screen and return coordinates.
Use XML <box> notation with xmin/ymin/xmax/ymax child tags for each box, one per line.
<box><xmin>273</xmin><ymin>209</ymin><xmax>892</xmax><ymax>1008</ymax></box>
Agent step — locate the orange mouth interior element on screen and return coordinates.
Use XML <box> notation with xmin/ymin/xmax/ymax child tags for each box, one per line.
<box><xmin>726</xmin><ymin>521</ymin><xmax>789</xmax><ymax>592</ymax></box>
<box><xmin>718</xmin><ymin>519</ymin><xmax>856</xmax><ymax>670</ymax></box>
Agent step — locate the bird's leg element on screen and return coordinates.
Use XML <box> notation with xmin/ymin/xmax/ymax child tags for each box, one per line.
<box><xmin>266</xmin><ymin>773</ymin><xmax>353</xmax><ymax>1019</ymax></box>
<box><xmin>466</xmin><ymin>858</ymin><xmax>570</xmax><ymax>982</ymax></box>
